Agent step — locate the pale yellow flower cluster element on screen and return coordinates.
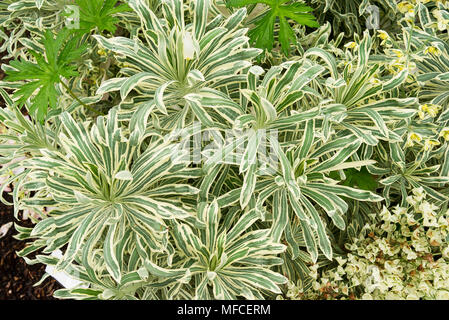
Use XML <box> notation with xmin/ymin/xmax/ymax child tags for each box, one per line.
<box><xmin>405</xmin><ymin>131</ymin><xmax>440</xmax><ymax>151</ymax></box>
<box><xmin>418</xmin><ymin>104</ymin><xmax>441</xmax><ymax>119</ymax></box>
<box><xmin>404</xmin><ymin>102</ymin><xmax>444</xmax><ymax>150</ymax></box>
<box><xmin>439</xmin><ymin>128</ymin><xmax>449</xmax><ymax>141</ymax></box>
<box><xmin>396</xmin><ymin>0</ymin><xmax>449</xmax><ymax>32</ymax></box>
<box><xmin>424</xmin><ymin>45</ymin><xmax>442</xmax><ymax>56</ymax></box>
<box><xmin>397</xmin><ymin>1</ymin><xmax>416</xmax><ymax>23</ymax></box>
<box><xmin>97</xmin><ymin>48</ymin><xmax>108</xmax><ymax>56</ymax></box>
<box><xmin>380</xmin><ymin>46</ymin><xmax>418</xmax><ymax>77</ymax></box>
<box><xmin>432</xmin><ymin>7</ymin><xmax>449</xmax><ymax>31</ymax></box>
<box><xmin>281</xmin><ymin>188</ymin><xmax>449</xmax><ymax>300</ymax></box>
<box><xmin>377</xmin><ymin>30</ymin><xmax>392</xmax><ymax>47</ymax></box>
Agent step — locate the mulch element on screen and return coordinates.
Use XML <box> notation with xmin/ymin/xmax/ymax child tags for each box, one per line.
<box><xmin>0</xmin><ymin>198</ymin><xmax>62</xmax><ymax>300</ymax></box>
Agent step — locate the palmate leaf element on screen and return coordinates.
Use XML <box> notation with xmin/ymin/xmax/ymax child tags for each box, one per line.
<box><xmin>75</xmin><ymin>0</ymin><xmax>132</xmax><ymax>34</ymax></box>
<box><xmin>227</xmin><ymin>0</ymin><xmax>319</xmax><ymax>54</ymax></box>
<box><xmin>4</xmin><ymin>28</ymin><xmax>86</xmax><ymax>122</ymax></box>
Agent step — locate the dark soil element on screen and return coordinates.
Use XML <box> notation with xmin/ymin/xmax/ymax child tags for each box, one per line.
<box><xmin>0</xmin><ymin>197</ymin><xmax>62</xmax><ymax>300</ymax></box>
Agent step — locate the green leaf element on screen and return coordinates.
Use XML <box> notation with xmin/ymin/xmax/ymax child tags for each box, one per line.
<box><xmin>75</xmin><ymin>0</ymin><xmax>132</xmax><ymax>34</ymax></box>
<box><xmin>340</xmin><ymin>167</ymin><xmax>378</xmax><ymax>192</ymax></box>
<box><xmin>4</xmin><ymin>29</ymin><xmax>86</xmax><ymax>122</ymax></box>
<box><xmin>227</xmin><ymin>0</ymin><xmax>319</xmax><ymax>54</ymax></box>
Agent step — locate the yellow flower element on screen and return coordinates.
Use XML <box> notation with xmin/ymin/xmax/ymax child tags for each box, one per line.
<box><xmin>410</xmin><ymin>132</ymin><xmax>423</xmax><ymax>142</ymax></box>
<box><xmin>420</xmin><ymin>104</ymin><xmax>441</xmax><ymax>117</ymax></box>
<box><xmin>377</xmin><ymin>30</ymin><xmax>389</xmax><ymax>41</ymax></box>
<box><xmin>439</xmin><ymin>128</ymin><xmax>449</xmax><ymax>141</ymax></box>
<box><xmin>395</xmin><ymin>63</ymin><xmax>405</xmax><ymax>71</ymax></box>
<box><xmin>406</xmin><ymin>132</ymin><xmax>422</xmax><ymax>147</ymax></box>
<box><xmin>433</xmin><ymin>9</ymin><xmax>449</xmax><ymax>31</ymax></box>
<box><xmin>97</xmin><ymin>48</ymin><xmax>107</xmax><ymax>56</ymax></box>
<box><xmin>424</xmin><ymin>139</ymin><xmax>440</xmax><ymax>151</ymax></box>
<box><xmin>344</xmin><ymin>42</ymin><xmax>357</xmax><ymax>49</ymax></box>
<box><xmin>398</xmin><ymin>1</ymin><xmax>414</xmax><ymax>13</ymax></box>
<box><xmin>370</xmin><ymin>76</ymin><xmax>381</xmax><ymax>85</ymax></box>
<box><xmin>424</xmin><ymin>46</ymin><xmax>441</xmax><ymax>55</ymax></box>
<box><xmin>391</xmin><ymin>49</ymin><xmax>404</xmax><ymax>58</ymax></box>
<box><xmin>389</xmin><ymin>61</ymin><xmax>406</xmax><ymax>73</ymax></box>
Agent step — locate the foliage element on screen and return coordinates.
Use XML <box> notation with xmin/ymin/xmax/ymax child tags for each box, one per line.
<box><xmin>281</xmin><ymin>188</ymin><xmax>449</xmax><ymax>300</ymax></box>
<box><xmin>75</xmin><ymin>0</ymin><xmax>132</xmax><ymax>34</ymax></box>
<box><xmin>4</xmin><ymin>29</ymin><xmax>86</xmax><ymax>121</ymax></box>
<box><xmin>1</xmin><ymin>0</ymin><xmax>449</xmax><ymax>301</ymax></box>
<box><xmin>309</xmin><ymin>0</ymin><xmax>398</xmax><ymax>37</ymax></box>
<box><xmin>94</xmin><ymin>0</ymin><xmax>261</xmax><ymax>131</ymax></box>
<box><xmin>226</xmin><ymin>0</ymin><xmax>319</xmax><ymax>54</ymax></box>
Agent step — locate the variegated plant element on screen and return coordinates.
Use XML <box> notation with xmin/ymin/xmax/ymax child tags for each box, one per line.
<box><xmin>95</xmin><ymin>0</ymin><xmax>260</xmax><ymax>130</ymax></box>
<box><xmin>2</xmin><ymin>0</ymin><xmax>449</xmax><ymax>301</ymax></box>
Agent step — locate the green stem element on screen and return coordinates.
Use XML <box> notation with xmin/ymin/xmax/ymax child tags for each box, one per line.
<box><xmin>60</xmin><ymin>80</ymin><xmax>102</xmax><ymax>116</ymax></box>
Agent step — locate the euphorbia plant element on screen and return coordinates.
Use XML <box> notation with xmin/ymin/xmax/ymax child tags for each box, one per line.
<box><xmin>1</xmin><ymin>0</ymin><xmax>449</xmax><ymax>301</ymax></box>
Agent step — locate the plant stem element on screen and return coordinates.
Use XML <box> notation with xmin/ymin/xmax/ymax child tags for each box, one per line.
<box><xmin>60</xmin><ymin>80</ymin><xmax>102</xmax><ymax>116</ymax></box>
